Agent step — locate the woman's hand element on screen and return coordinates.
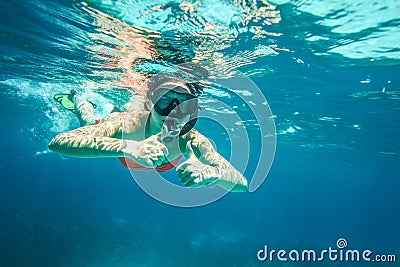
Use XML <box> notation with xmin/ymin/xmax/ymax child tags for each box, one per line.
<box><xmin>176</xmin><ymin>159</ymin><xmax>220</xmax><ymax>187</ymax></box>
<box><xmin>123</xmin><ymin>133</ymin><xmax>168</xmax><ymax>168</ymax></box>
<box><xmin>176</xmin><ymin>142</ymin><xmax>220</xmax><ymax>187</ymax></box>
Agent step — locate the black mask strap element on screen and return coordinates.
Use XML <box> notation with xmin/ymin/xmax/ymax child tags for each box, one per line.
<box><xmin>179</xmin><ymin>109</ymin><xmax>198</xmax><ymax>136</ymax></box>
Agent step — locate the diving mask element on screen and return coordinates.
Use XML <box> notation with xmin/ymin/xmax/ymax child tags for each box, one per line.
<box><xmin>150</xmin><ymin>87</ymin><xmax>198</xmax><ymax>119</ymax></box>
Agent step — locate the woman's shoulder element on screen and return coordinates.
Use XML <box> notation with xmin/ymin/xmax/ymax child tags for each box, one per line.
<box><xmin>101</xmin><ymin>111</ymin><xmax>148</xmax><ymax>122</ymax></box>
<box><xmin>98</xmin><ymin>111</ymin><xmax>145</xmax><ymax>135</ymax></box>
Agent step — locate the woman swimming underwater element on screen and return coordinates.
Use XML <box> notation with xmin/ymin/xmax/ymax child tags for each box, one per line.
<box><xmin>48</xmin><ymin>75</ymin><xmax>248</xmax><ymax>192</ymax></box>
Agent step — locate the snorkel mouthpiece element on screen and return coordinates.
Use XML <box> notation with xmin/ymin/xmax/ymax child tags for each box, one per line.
<box><xmin>162</xmin><ymin>119</ymin><xmax>181</xmax><ymax>143</ymax></box>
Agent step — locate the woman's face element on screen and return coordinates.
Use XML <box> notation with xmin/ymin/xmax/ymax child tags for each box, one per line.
<box><xmin>149</xmin><ymin>89</ymin><xmax>197</xmax><ymax>132</ymax></box>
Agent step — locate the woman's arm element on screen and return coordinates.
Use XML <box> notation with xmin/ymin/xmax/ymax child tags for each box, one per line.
<box><xmin>48</xmin><ymin>112</ymin><xmax>139</xmax><ymax>158</ymax></box>
<box><xmin>178</xmin><ymin>129</ymin><xmax>248</xmax><ymax>192</ymax></box>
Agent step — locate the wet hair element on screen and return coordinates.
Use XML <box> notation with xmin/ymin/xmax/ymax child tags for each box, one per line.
<box><xmin>147</xmin><ymin>76</ymin><xmax>203</xmax><ymax>97</ymax></box>
<box><xmin>147</xmin><ymin>63</ymin><xmax>208</xmax><ymax>97</ymax></box>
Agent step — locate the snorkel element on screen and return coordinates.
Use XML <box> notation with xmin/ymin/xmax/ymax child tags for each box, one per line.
<box><xmin>160</xmin><ymin>98</ymin><xmax>199</xmax><ymax>143</ymax></box>
<box><xmin>161</xmin><ymin>119</ymin><xmax>181</xmax><ymax>143</ymax></box>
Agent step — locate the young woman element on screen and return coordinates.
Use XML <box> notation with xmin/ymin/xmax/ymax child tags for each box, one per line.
<box><xmin>48</xmin><ymin>76</ymin><xmax>248</xmax><ymax>192</ymax></box>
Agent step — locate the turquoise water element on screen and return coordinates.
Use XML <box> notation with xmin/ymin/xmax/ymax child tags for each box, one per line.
<box><xmin>0</xmin><ymin>0</ymin><xmax>399</xmax><ymax>266</ymax></box>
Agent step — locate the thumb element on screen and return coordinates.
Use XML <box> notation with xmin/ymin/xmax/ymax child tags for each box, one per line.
<box><xmin>186</xmin><ymin>141</ymin><xmax>196</xmax><ymax>159</ymax></box>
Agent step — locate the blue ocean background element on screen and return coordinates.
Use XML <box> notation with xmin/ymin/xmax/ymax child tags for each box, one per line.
<box><xmin>0</xmin><ymin>0</ymin><xmax>399</xmax><ymax>266</ymax></box>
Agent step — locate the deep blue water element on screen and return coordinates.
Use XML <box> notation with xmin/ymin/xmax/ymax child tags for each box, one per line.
<box><xmin>1</xmin><ymin>0</ymin><xmax>399</xmax><ymax>266</ymax></box>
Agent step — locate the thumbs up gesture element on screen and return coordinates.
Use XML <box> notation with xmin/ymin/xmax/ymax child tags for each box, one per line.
<box><xmin>124</xmin><ymin>133</ymin><xmax>169</xmax><ymax>168</ymax></box>
<box><xmin>176</xmin><ymin>142</ymin><xmax>220</xmax><ymax>187</ymax></box>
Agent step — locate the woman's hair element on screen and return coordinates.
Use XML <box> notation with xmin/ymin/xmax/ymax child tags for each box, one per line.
<box><xmin>148</xmin><ymin>75</ymin><xmax>203</xmax><ymax>97</ymax></box>
<box><xmin>147</xmin><ymin>63</ymin><xmax>208</xmax><ymax>97</ymax></box>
